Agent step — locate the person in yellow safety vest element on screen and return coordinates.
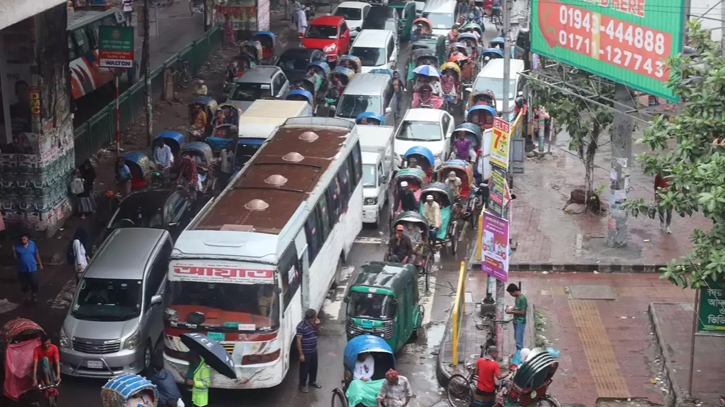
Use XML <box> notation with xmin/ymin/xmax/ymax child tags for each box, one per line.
<box><xmin>185</xmin><ymin>353</ymin><xmax>211</xmax><ymax>407</ymax></box>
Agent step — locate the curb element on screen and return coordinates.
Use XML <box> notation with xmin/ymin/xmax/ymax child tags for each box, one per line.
<box><xmin>647</xmin><ymin>302</ymin><xmax>686</xmax><ymax>407</ymax></box>
<box><xmin>510</xmin><ymin>263</ymin><xmax>666</xmax><ymax>273</ymax></box>
<box><xmin>435</xmin><ymin>297</ymin><xmax>456</xmax><ymax>389</ymax></box>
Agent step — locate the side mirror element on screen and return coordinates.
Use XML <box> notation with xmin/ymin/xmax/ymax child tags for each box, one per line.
<box><xmin>343</xmin><ymin>296</ymin><xmax>350</xmax><ymax>303</ymax></box>
<box><xmin>150</xmin><ymin>295</ymin><xmax>163</xmax><ymax>306</ymax></box>
<box><xmin>355</xmin><ymin>27</ymin><xmax>362</xmax><ymax>32</ymax></box>
<box><xmin>385</xmin><ymin>107</ymin><xmax>392</xmax><ymax>114</ymax></box>
<box><xmin>389</xmin><ymin>56</ymin><xmax>396</xmax><ymax>63</ymax></box>
<box><xmin>329</xmin><ymin>105</ymin><xmax>337</xmax><ymax>112</ymax></box>
<box><xmin>274</xmin><ymin>286</ymin><xmax>283</xmax><ymax>294</ymax></box>
<box><xmin>379</xmin><ymin>174</ymin><xmax>386</xmax><ymax>184</ymax></box>
<box><xmin>465</xmin><ymin>86</ymin><xmax>472</xmax><ymax>93</ymax></box>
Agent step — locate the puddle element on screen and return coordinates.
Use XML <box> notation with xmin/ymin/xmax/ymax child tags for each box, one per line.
<box><xmin>425</xmin><ymin>321</ymin><xmax>446</xmax><ymax>350</ymax></box>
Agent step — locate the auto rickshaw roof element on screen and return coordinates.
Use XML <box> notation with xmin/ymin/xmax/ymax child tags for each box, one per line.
<box><xmin>350</xmin><ymin>261</ymin><xmax>418</xmax><ymax>295</ymax></box>
<box><xmin>193</xmin><ymin>119</ymin><xmax>355</xmax><ymax>233</ymax></box>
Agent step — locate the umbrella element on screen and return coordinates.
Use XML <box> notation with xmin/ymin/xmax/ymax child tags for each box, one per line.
<box><xmin>180</xmin><ymin>333</ymin><xmax>237</xmax><ymax>379</ymax></box>
<box><xmin>413</xmin><ymin>65</ymin><xmax>441</xmax><ymax>77</ymax></box>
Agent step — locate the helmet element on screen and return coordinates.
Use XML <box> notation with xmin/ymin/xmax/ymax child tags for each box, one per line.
<box><xmin>515</xmin><ymin>95</ymin><xmax>525</xmax><ymax>108</ymax></box>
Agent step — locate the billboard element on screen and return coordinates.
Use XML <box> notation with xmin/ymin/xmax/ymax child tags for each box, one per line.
<box><xmin>98</xmin><ymin>26</ymin><xmax>134</xmax><ymax>69</ymax></box>
<box><xmin>531</xmin><ymin>0</ymin><xmax>686</xmax><ymax>101</ymax></box>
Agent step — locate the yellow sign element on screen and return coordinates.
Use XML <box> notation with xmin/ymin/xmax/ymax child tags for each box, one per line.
<box><xmin>490</xmin><ymin>117</ymin><xmax>510</xmax><ymax>169</ymax></box>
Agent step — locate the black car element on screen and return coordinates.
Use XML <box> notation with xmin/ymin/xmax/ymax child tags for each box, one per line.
<box><xmin>276</xmin><ymin>48</ymin><xmax>326</xmax><ymax>82</ymax></box>
<box><xmin>360</xmin><ymin>7</ymin><xmax>399</xmax><ymax>41</ymax></box>
<box><xmin>95</xmin><ymin>189</ymin><xmax>195</xmax><ymax>250</ymax></box>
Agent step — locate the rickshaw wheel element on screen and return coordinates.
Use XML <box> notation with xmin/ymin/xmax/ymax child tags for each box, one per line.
<box><xmin>331</xmin><ymin>387</ymin><xmax>349</xmax><ymax>407</ymax></box>
<box><xmin>448</xmin><ymin>222</ymin><xmax>458</xmax><ymax>255</ymax></box>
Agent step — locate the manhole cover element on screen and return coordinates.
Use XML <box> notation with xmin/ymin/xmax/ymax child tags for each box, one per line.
<box><xmin>568</xmin><ymin>285</ymin><xmax>617</xmax><ymax>300</ymax></box>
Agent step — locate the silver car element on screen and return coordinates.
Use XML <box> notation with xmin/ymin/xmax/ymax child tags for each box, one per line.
<box><xmin>59</xmin><ymin>228</ymin><xmax>173</xmax><ymax>377</ymax></box>
<box><xmin>227</xmin><ymin>66</ymin><xmax>290</xmax><ymax>111</ymax></box>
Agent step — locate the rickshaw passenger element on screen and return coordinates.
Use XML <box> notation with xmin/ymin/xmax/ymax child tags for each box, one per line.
<box><xmin>177</xmin><ymin>156</ymin><xmax>202</xmax><ymax>198</ymax></box>
<box><xmin>445</xmin><ymin>171</ymin><xmax>462</xmax><ymax>198</ymax></box>
<box><xmin>401</xmin><ymin>186</ymin><xmax>418</xmax><ymax>212</ymax></box>
<box><xmin>405</xmin><ymin>223</ymin><xmax>422</xmax><ymax>246</ymax></box>
<box><xmin>359</xmin><ymin>116</ymin><xmax>369</xmax><ymax>124</ymax></box>
<box><xmin>454</xmin><ymin>132</ymin><xmax>474</xmax><ymax>161</ymax></box>
<box><xmin>307</xmin><ymin>67</ymin><xmax>321</xmax><ymax>89</ymax></box>
<box><xmin>354</xmin><ymin>352</ymin><xmax>375</xmax><ymax>381</ymax></box>
<box><xmin>329</xmin><ymin>76</ymin><xmax>343</xmax><ymax>99</ymax></box>
<box><xmin>32</xmin><ymin>333</ymin><xmax>60</xmax><ymax>387</ymax></box>
<box><xmin>460</xmin><ymin>59</ymin><xmax>475</xmax><ymax>81</ymax></box>
<box><xmin>193</xmin><ymin>80</ymin><xmax>208</xmax><ymax>97</ymax></box>
<box><xmin>153</xmin><ymin>138</ymin><xmax>174</xmax><ymax>173</ymax></box>
<box><xmin>423</xmin><ymin>195</ymin><xmax>442</xmax><ymax>239</ymax></box>
<box><xmin>388</xmin><ymin>224</ymin><xmax>413</xmax><ymax>263</ymax></box>
<box><xmin>441</xmin><ymin>71</ymin><xmax>457</xmax><ymax>99</ymax></box>
<box><xmin>412</xmin><ymin>23</ymin><xmax>423</xmax><ymax>41</ymax></box>
<box><xmin>448</xmin><ymin>27</ymin><xmax>459</xmax><ymax>43</ymax></box>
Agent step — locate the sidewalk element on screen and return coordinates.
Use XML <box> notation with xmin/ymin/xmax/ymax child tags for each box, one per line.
<box><xmin>649</xmin><ymin>302</ymin><xmax>725</xmax><ymax>407</ymax></box>
<box><xmin>510</xmin><ymin>127</ymin><xmax>711</xmax><ymax>271</ymax></box>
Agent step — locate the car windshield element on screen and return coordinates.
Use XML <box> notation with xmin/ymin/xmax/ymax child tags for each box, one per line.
<box><xmin>71</xmin><ymin>278</ymin><xmax>142</xmax><ymax>321</ymax></box>
<box><xmin>422</xmin><ymin>12</ymin><xmax>454</xmax><ymax>29</ymax></box>
<box><xmin>305</xmin><ymin>25</ymin><xmax>338</xmax><ymax>39</ymax></box>
<box><xmin>277</xmin><ymin>56</ymin><xmax>310</xmax><ymax>71</ymax></box>
<box><xmin>336</xmin><ymin>95</ymin><xmax>382</xmax><ymax>118</ymax></box>
<box><xmin>334</xmin><ymin>7</ymin><xmax>362</xmax><ymax>20</ymax></box>
<box><xmin>231</xmin><ymin>82</ymin><xmax>272</xmax><ymax>101</ymax></box>
<box><xmin>473</xmin><ymin>78</ymin><xmax>517</xmax><ymax>100</ymax></box>
<box><xmin>396</xmin><ymin>121</ymin><xmax>442</xmax><ymax>141</ymax></box>
<box><xmin>350</xmin><ymin>47</ymin><xmax>385</xmax><ymax>66</ymax></box>
<box><xmin>363</xmin><ymin>164</ymin><xmax>376</xmax><ymax>187</ymax></box>
<box><xmin>168</xmin><ymin>281</ymin><xmax>280</xmax><ymax>331</ymax></box>
<box><xmin>109</xmin><ymin>201</ymin><xmax>164</xmax><ymax>230</ymax></box>
<box><xmin>347</xmin><ymin>292</ymin><xmax>396</xmax><ymax>320</ymax></box>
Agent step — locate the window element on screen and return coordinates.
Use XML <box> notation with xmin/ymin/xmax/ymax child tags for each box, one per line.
<box><xmin>327</xmin><ymin>179</ymin><xmax>341</xmax><ymax>225</ymax></box>
<box><xmin>305</xmin><ymin>25</ymin><xmax>339</xmax><ymax>39</ymax></box>
<box><xmin>442</xmin><ymin>114</ymin><xmax>451</xmax><ymax>134</ymax></box>
<box><xmin>273</xmin><ymin>74</ymin><xmax>286</xmax><ymax>95</ymax></box>
<box><xmin>349</xmin><ymin>47</ymin><xmax>385</xmax><ymax>66</ymax></box>
<box><xmin>334</xmin><ymin>8</ymin><xmax>362</xmax><ymax>20</ymax></box>
<box><xmin>350</xmin><ymin>141</ymin><xmax>362</xmax><ymax>186</ymax></box>
<box><xmin>396</xmin><ymin>121</ymin><xmax>442</xmax><ymax>142</ymax></box>
<box><xmin>231</xmin><ymin>82</ymin><xmax>273</xmax><ymax>101</ymax></box>
<box><xmin>279</xmin><ymin>244</ymin><xmax>300</xmax><ymax>310</ymax></box>
<box><xmin>165</xmin><ymin>192</ymin><xmax>187</xmax><ymax>224</ymax></box>
<box><xmin>73</xmin><ymin>29</ymin><xmax>91</xmax><ymax>56</ymax></box>
<box><xmin>338</xmin><ymin>160</ymin><xmax>352</xmax><ymax>211</ymax></box>
<box><xmin>340</xmin><ymin>22</ymin><xmax>348</xmax><ymax>34</ymax></box>
<box><xmin>144</xmin><ymin>240</ymin><xmax>172</xmax><ymax>311</ymax></box>
<box><xmin>318</xmin><ymin>195</ymin><xmax>332</xmax><ymax>243</ymax></box>
<box><xmin>335</xmin><ymin>95</ymin><xmax>382</xmax><ymax>118</ymax></box>
<box><xmin>102</xmin><ymin>16</ymin><xmax>117</xmax><ymax>27</ymax></box>
<box><xmin>387</xmin><ymin>38</ymin><xmax>394</xmax><ymax>59</ymax></box>
<box><xmin>87</xmin><ymin>23</ymin><xmax>101</xmax><ymax>50</ymax></box>
<box><xmin>363</xmin><ymin>6</ymin><xmax>371</xmax><ymax>18</ymax></box>
<box><xmin>304</xmin><ymin>210</ymin><xmax>321</xmax><ymax>263</ymax></box>
<box><xmin>68</xmin><ymin>35</ymin><xmax>78</xmax><ymax>61</ymax></box>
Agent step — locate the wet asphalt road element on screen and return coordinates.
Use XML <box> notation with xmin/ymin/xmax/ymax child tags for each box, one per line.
<box><xmin>53</xmin><ymin>16</ymin><xmax>503</xmax><ymax>407</ymax></box>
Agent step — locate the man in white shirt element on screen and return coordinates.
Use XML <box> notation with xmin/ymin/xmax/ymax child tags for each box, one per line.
<box><xmin>153</xmin><ymin>139</ymin><xmax>174</xmax><ymax>170</ymax></box>
<box><xmin>423</xmin><ymin>195</ymin><xmax>442</xmax><ymax>240</ymax></box>
<box><xmin>353</xmin><ymin>352</ymin><xmax>374</xmax><ymax>381</ymax></box>
<box><xmin>218</xmin><ymin>141</ymin><xmax>235</xmax><ymax>190</ymax></box>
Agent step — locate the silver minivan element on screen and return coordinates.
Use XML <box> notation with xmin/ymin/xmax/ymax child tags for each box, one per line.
<box><xmin>332</xmin><ymin>73</ymin><xmax>398</xmax><ymax>125</ymax></box>
<box><xmin>59</xmin><ymin>228</ymin><xmax>173</xmax><ymax>377</ymax></box>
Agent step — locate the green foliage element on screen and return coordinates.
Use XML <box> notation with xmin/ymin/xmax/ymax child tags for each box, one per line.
<box><xmin>528</xmin><ymin>67</ymin><xmax>615</xmax><ymax>196</ymax></box>
<box><xmin>626</xmin><ymin>20</ymin><xmax>725</xmax><ymax>289</ymax></box>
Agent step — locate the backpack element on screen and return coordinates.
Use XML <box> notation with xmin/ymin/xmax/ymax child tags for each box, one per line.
<box><xmin>66</xmin><ymin>241</ymin><xmax>75</xmax><ymax>265</ymax></box>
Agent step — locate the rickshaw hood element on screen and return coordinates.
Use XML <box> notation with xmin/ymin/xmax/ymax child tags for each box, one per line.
<box><xmin>343</xmin><ymin>335</ymin><xmax>395</xmax><ymax>372</ymax></box>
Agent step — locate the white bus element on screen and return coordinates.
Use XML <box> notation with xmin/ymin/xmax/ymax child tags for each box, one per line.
<box><xmin>163</xmin><ymin>117</ymin><xmax>364</xmax><ymax>389</ymax></box>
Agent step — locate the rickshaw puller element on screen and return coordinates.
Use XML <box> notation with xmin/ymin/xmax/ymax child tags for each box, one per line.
<box><xmin>32</xmin><ymin>333</ymin><xmax>60</xmax><ymax>388</ymax></box>
<box><xmin>474</xmin><ymin>346</ymin><xmax>506</xmax><ymax>407</ymax></box>
<box><xmin>388</xmin><ymin>225</ymin><xmax>414</xmax><ymax>264</ymax></box>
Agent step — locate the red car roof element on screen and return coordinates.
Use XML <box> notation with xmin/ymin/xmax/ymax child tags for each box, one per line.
<box><xmin>310</xmin><ymin>15</ymin><xmax>344</xmax><ymax>25</ymax></box>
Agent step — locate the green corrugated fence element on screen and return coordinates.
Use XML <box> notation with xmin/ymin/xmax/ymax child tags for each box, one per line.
<box><xmin>73</xmin><ymin>25</ymin><xmax>222</xmax><ymax>165</ymax></box>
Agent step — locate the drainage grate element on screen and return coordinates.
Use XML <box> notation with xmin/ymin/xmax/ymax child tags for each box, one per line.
<box><xmin>567</xmin><ymin>285</ymin><xmax>617</xmax><ymax>300</ymax></box>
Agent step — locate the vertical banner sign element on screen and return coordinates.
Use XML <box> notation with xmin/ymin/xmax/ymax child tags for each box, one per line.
<box><xmin>491</xmin><ymin>117</ymin><xmax>511</xmax><ymax>169</ymax></box>
<box><xmin>698</xmin><ymin>280</ymin><xmax>725</xmax><ymax>332</ymax></box>
<box><xmin>488</xmin><ymin>166</ymin><xmax>511</xmax><ymax>219</ymax></box>
<box><xmin>530</xmin><ymin>0</ymin><xmax>685</xmax><ymax>101</ymax></box>
<box><xmin>98</xmin><ymin>26</ymin><xmax>135</xmax><ymax>69</ymax></box>
<box><xmin>481</xmin><ymin>212</ymin><xmax>510</xmax><ymax>282</ymax></box>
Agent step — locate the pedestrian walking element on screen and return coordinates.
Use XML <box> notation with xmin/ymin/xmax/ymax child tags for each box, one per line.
<box><xmin>392</xmin><ymin>71</ymin><xmax>405</xmax><ymax>118</ymax></box>
<box><xmin>654</xmin><ymin>172</ymin><xmax>673</xmax><ymax>234</ymax></box>
<box><xmin>505</xmin><ymin>283</ymin><xmax>527</xmax><ymax>351</ymax></box>
<box><xmin>376</xmin><ymin>369</ymin><xmax>412</xmax><ymax>407</ymax></box>
<box><xmin>123</xmin><ymin>0</ymin><xmax>134</xmax><ymax>26</ymax></box>
<box><xmin>116</xmin><ymin>157</ymin><xmax>132</xmax><ymax>196</ymax></box>
<box><xmin>13</xmin><ymin>234</ymin><xmax>43</xmax><ymax>303</ymax></box>
<box><xmin>78</xmin><ymin>159</ymin><xmax>97</xmax><ymax>218</ymax></box>
<box><xmin>185</xmin><ymin>352</ymin><xmax>211</xmax><ymax>407</ymax></box>
<box><xmin>222</xmin><ymin>14</ymin><xmax>235</xmax><ymax>48</ymax></box>
<box><xmin>297</xmin><ymin>308</ymin><xmax>322</xmax><ymax>393</ymax></box>
<box><xmin>473</xmin><ymin>346</ymin><xmax>506</xmax><ymax>407</ymax></box>
<box><xmin>69</xmin><ymin>169</ymin><xmax>85</xmax><ymax>215</ymax></box>
<box><xmin>71</xmin><ymin>227</ymin><xmax>91</xmax><ymax>282</ymax></box>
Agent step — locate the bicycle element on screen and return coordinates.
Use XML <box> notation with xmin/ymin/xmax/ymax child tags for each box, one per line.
<box><xmin>37</xmin><ymin>381</ymin><xmax>59</xmax><ymax>407</ymax></box>
<box><xmin>447</xmin><ymin>346</ymin><xmax>482</xmax><ymax>407</ymax></box>
<box><xmin>171</xmin><ymin>60</ymin><xmax>192</xmax><ymax>89</ymax></box>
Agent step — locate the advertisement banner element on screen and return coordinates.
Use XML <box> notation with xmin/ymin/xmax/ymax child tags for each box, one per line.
<box><xmin>98</xmin><ymin>26</ymin><xmax>134</xmax><ymax>69</ymax></box>
<box><xmin>481</xmin><ymin>211</ymin><xmax>510</xmax><ymax>281</ymax></box>
<box><xmin>217</xmin><ymin>0</ymin><xmax>258</xmax><ymax>31</ymax></box>
<box><xmin>169</xmin><ymin>262</ymin><xmax>274</xmax><ymax>284</ymax></box>
<box><xmin>530</xmin><ymin>0</ymin><xmax>685</xmax><ymax>101</ymax></box>
<box><xmin>491</xmin><ymin>117</ymin><xmax>511</xmax><ymax>169</ymax></box>
<box><xmin>698</xmin><ymin>280</ymin><xmax>725</xmax><ymax>333</ymax></box>
<box><xmin>488</xmin><ymin>166</ymin><xmax>510</xmax><ymax>219</ymax></box>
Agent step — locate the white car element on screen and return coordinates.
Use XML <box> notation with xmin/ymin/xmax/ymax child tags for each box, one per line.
<box><xmin>333</xmin><ymin>2</ymin><xmax>371</xmax><ymax>38</ymax></box>
<box><xmin>393</xmin><ymin>109</ymin><xmax>455</xmax><ymax>170</ymax></box>
<box><xmin>349</xmin><ymin>29</ymin><xmax>398</xmax><ymax>73</ymax></box>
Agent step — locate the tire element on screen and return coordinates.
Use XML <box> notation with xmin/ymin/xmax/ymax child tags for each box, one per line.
<box><xmin>48</xmin><ymin>394</ymin><xmax>58</xmax><ymax>407</ymax></box>
<box><xmin>446</xmin><ymin>374</ymin><xmax>473</xmax><ymax>407</ymax></box>
<box><xmin>331</xmin><ymin>387</ymin><xmax>349</xmax><ymax>407</ymax></box>
<box><xmin>178</xmin><ymin>70</ymin><xmax>192</xmax><ymax>88</ymax></box>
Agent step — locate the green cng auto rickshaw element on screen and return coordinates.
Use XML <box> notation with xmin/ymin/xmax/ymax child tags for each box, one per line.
<box><xmin>389</xmin><ymin>0</ymin><xmax>416</xmax><ymax>42</ymax></box>
<box><xmin>345</xmin><ymin>262</ymin><xmax>424</xmax><ymax>353</ymax></box>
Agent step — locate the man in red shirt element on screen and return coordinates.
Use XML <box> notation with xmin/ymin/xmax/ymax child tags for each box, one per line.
<box><xmin>475</xmin><ymin>347</ymin><xmax>506</xmax><ymax>407</ymax></box>
<box><xmin>32</xmin><ymin>334</ymin><xmax>60</xmax><ymax>387</ymax></box>
<box><xmin>654</xmin><ymin>173</ymin><xmax>673</xmax><ymax>234</ymax></box>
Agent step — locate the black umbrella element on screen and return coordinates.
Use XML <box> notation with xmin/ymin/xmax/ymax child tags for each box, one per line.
<box><xmin>180</xmin><ymin>333</ymin><xmax>237</xmax><ymax>379</ymax></box>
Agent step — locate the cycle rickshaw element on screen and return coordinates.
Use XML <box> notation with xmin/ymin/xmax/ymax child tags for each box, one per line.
<box><xmin>286</xmin><ymin>89</ymin><xmax>315</xmax><ymax>116</ymax></box>
<box><xmin>481</xmin><ymin>47</ymin><xmax>504</xmax><ymax>67</ymax></box>
<box><xmin>451</xmin><ymin>122</ymin><xmax>483</xmax><ymax>158</ymax></box>
<box><xmin>2</xmin><ymin>318</ymin><xmax>47</xmax><ymax>404</ymax></box>
<box><xmin>467</xmin><ymin>105</ymin><xmax>496</xmax><ymax>132</ymax></box>
<box><xmin>440</xmin><ymin>62</ymin><xmax>464</xmax><ymax>115</ymax></box>
<box><xmin>356</xmin><ymin>112</ymin><xmax>386</xmax><ymax>125</ymax></box>
<box><xmin>330</xmin><ymin>335</ymin><xmax>396</xmax><ymax>407</ymax></box>
<box><xmin>124</xmin><ymin>152</ymin><xmax>152</xmax><ymax>191</ymax></box>
<box><xmin>101</xmin><ymin>374</ymin><xmax>158</xmax><ymax>407</ymax></box>
<box><xmin>403</xmin><ymin>146</ymin><xmax>435</xmax><ymax>182</ymax></box>
<box><xmin>407</xmin><ymin>48</ymin><xmax>441</xmax><ymax>85</ymax></box>
<box><xmin>180</xmin><ymin>141</ymin><xmax>216</xmax><ymax>197</ymax></box>
<box><xmin>437</xmin><ymin>159</ymin><xmax>475</xmax><ymax>224</ymax></box>
<box><xmin>391</xmin><ymin>167</ymin><xmax>428</xmax><ymax>219</ymax></box>
<box><xmin>391</xmin><ymin>210</ymin><xmax>434</xmax><ymax>277</ymax></box>
<box><xmin>419</xmin><ymin>182</ymin><xmax>458</xmax><ymax>255</ymax></box>
<box><xmin>339</xmin><ymin>55</ymin><xmax>363</xmax><ymax>73</ymax></box>
<box><xmin>253</xmin><ymin>31</ymin><xmax>276</xmax><ymax>63</ymax></box>
<box><xmin>154</xmin><ymin>131</ymin><xmax>185</xmax><ymax>158</ymax></box>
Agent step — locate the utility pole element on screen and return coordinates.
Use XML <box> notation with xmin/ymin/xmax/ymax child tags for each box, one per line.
<box><xmin>501</xmin><ymin>0</ymin><xmax>511</xmax><ymax>118</ymax></box>
<box><xmin>606</xmin><ymin>84</ymin><xmax>634</xmax><ymax>248</ymax></box>
<box><xmin>143</xmin><ymin>0</ymin><xmax>153</xmax><ymax>146</ymax></box>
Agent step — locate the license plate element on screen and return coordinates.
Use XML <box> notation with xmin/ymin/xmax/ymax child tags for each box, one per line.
<box><xmin>207</xmin><ymin>332</ymin><xmax>225</xmax><ymax>341</ymax></box>
<box><xmin>87</xmin><ymin>360</ymin><xmax>103</xmax><ymax>369</ymax></box>
<box><xmin>362</xmin><ymin>320</ymin><xmax>373</xmax><ymax>329</ymax></box>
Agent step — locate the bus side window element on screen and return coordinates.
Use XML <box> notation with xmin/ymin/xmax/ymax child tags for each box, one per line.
<box><xmin>327</xmin><ymin>180</ymin><xmax>341</xmax><ymax>225</ymax></box>
<box><xmin>279</xmin><ymin>244</ymin><xmax>300</xmax><ymax>310</ymax></box>
<box><xmin>73</xmin><ymin>28</ymin><xmax>91</xmax><ymax>56</ymax></box>
<box><xmin>350</xmin><ymin>142</ymin><xmax>362</xmax><ymax>187</ymax></box>
<box><xmin>87</xmin><ymin>23</ymin><xmax>101</xmax><ymax>50</ymax></box>
<box><xmin>317</xmin><ymin>195</ymin><xmax>332</xmax><ymax>245</ymax></box>
<box><xmin>338</xmin><ymin>158</ymin><xmax>352</xmax><ymax>211</ymax></box>
<box><xmin>304</xmin><ymin>209</ymin><xmax>321</xmax><ymax>263</ymax></box>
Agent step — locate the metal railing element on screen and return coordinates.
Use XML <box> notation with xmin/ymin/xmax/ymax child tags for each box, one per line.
<box><xmin>451</xmin><ymin>261</ymin><xmax>467</xmax><ymax>366</ymax></box>
<box><xmin>73</xmin><ymin>25</ymin><xmax>222</xmax><ymax>165</ymax></box>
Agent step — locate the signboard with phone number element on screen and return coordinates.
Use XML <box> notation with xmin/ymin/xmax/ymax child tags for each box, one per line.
<box><xmin>531</xmin><ymin>0</ymin><xmax>685</xmax><ymax>101</ymax></box>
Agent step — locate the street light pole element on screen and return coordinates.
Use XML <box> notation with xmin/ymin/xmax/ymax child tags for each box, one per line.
<box><xmin>143</xmin><ymin>0</ymin><xmax>153</xmax><ymax>147</ymax></box>
<box><xmin>501</xmin><ymin>0</ymin><xmax>511</xmax><ymax>119</ymax></box>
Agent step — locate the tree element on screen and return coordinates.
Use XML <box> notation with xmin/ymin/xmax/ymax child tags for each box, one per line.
<box><xmin>623</xmin><ymin>20</ymin><xmax>722</xmax><ymax>289</ymax></box>
<box><xmin>528</xmin><ymin>65</ymin><xmax>615</xmax><ymax>210</ymax></box>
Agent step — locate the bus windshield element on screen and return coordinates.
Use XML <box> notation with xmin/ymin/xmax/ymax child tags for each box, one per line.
<box><xmin>168</xmin><ymin>281</ymin><xmax>280</xmax><ymax>331</ymax></box>
<box><xmin>347</xmin><ymin>292</ymin><xmax>396</xmax><ymax>320</ymax></box>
